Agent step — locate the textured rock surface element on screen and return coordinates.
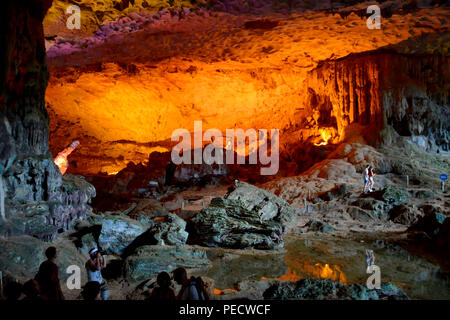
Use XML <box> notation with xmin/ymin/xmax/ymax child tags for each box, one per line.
<box><xmin>123</xmin><ymin>245</ymin><xmax>210</xmax><ymax>282</ymax></box>
<box><xmin>408</xmin><ymin>205</ymin><xmax>447</xmax><ymax>238</ymax></box>
<box><xmin>44</xmin><ymin>3</ymin><xmax>450</xmax><ymax>175</ymax></box>
<box><xmin>305</xmin><ymin>53</ymin><xmax>449</xmax><ymax>151</ymax></box>
<box><xmin>0</xmin><ymin>235</ymin><xmax>87</xmax><ymax>283</ymax></box>
<box><xmin>225</xmin><ymin>181</ymin><xmax>296</xmax><ymax>226</ymax></box>
<box><xmin>0</xmin><ymin>0</ymin><xmax>96</xmax><ymax>240</ymax></box>
<box><xmin>263</xmin><ymin>278</ymin><xmax>409</xmax><ymax>300</ymax></box>
<box><xmin>347</xmin><ymin>186</ymin><xmax>410</xmax><ymax>222</ymax></box>
<box><xmin>1</xmin><ymin>172</ymin><xmax>96</xmax><ymax>241</ymax></box>
<box><xmin>388</xmin><ymin>204</ymin><xmax>423</xmax><ymax>226</ymax></box>
<box><xmin>191</xmin><ymin>181</ymin><xmax>296</xmax><ymax>249</ymax></box>
<box><xmin>98</xmin><ymin>214</ymin><xmax>149</xmax><ymax>255</ymax></box>
<box><xmin>147</xmin><ymin>213</ymin><xmax>189</xmax><ymax>246</ymax></box>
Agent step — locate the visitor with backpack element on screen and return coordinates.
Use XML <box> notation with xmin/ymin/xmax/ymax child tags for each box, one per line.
<box><xmin>172</xmin><ymin>267</ymin><xmax>208</xmax><ymax>301</ymax></box>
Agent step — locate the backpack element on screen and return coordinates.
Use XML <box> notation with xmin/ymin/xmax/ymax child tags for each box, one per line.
<box><xmin>188</xmin><ymin>276</ymin><xmax>209</xmax><ymax>301</ymax></box>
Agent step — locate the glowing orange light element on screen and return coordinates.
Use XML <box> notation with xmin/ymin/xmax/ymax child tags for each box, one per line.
<box><xmin>53</xmin><ymin>140</ymin><xmax>80</xmax><ymax>174</ymax></box>
<box><xmin>262</xmin><ymin>263</ymin><xmax>347</xmax><ymax>284</ymax></box>
<box><xmin>214</xmin><ymin>288</ymin><xmax>238</xmax><ymax>295</ymax></box>
<box><xmin>314</xmin><ymin>130</ymin><xmax>332</xmax><ymax>146</ymax></box>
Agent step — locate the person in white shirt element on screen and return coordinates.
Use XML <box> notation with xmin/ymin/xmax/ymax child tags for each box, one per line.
<box><xmin>363</xmin><ymin>165</ymin><xmax>370</xmax><ymax>193</ymax></box>
<box><xmin>85</xmin><ymin>248</ymin><xmax>108</xmax><ymax>300</ymax></box>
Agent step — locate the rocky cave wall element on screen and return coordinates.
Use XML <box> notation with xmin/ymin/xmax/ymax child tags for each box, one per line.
<box><xmin>42</xmin><ymin>2</ymin><xmax>450</xmax><ymax>176</ymax></box>
<box><xmin>304</xmin><ymin>52</ymin><xmax>450</xmax><ymax>151</ymax></box>
<box><xmin>45</xmin><ymin>51</ymin><xmax>450</xmax><ymax>177</ymax></box>
<box><xmin>0</xmin><ymin>0</ymin><xmax>95</xmax><ymax>241</ymax></box>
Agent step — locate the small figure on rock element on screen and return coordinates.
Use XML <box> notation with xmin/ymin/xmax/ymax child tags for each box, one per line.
<box><xmin>363</xmin><ymin>165</ymin><xmax>370</xmax><ymax>193</ymax></box>
<box><xmin>369</xmin><ymin>166</ymin><xmax>376</xmax><ymax>192</ymax></box>
<box><xmin>366</xmin><ymin>249</ymin><xmax>376</xmax><ymax>273</ymax></box>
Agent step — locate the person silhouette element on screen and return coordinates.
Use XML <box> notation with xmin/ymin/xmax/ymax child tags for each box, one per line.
<box><xmin>35</xmin><ymin>246</ymin><xmax>65</xmax><ymax>300</ymax></box>
<box><xmin>149</xmin><ymin>272</ymin><xmax>176</xmax><ymax>300</ymax></box>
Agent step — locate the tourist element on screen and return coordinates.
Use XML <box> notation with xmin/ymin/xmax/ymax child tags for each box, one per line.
<box><xmin>22</xmin><ymin>279</ymin><xmax>41</xmax><ymax>301</ymax></box>
<box><xmin>172</xmin><ymin>267</ymin><xmax>208</xmax><ymax>300</ymax></box>
<box><xmin>366</xmin><ymin>249</ymin><xmax>376</xmax><ymax>272</ymax></box>
<box><xmin>4</xmin><ymin>281</ymin><xmax>23</xmax><ymax>300</ymax></box>
<box><xmin>369</xmin><ymin>166</ymin><xmax>375</xmax><ymax>192</ymax></box>
<box><xmin>363</xmin><ymin>165</ymin><xmax>370</xmax><ymax>193</ymax></box>
<box><xmin>35</xmin><ymin>246</ymin><xmax>65</xmax><ymax>300</ymax></box>
<box><xmin>85</xmin><ymin>248</ymin><xmax>108</xmax><ymax>300</ymax></box>
<box><xmin>149</xmin><ymin>272</ymin><xmax>176</xmax><ymax>300</ymax></box>
<box><xmin>81</xmin><ymin>281</ymin><xmax>101</xmax><ymax>301</ymax></box>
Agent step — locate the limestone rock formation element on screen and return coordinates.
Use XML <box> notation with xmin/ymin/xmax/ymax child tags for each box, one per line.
<box><xmin>123</xmin><ymin>245</ymin><xmax>210</xmax><ymax>282</ymax></box>
<box><xmin>263</xmin><ymin>278</ymin><xmax>409</xmax><ymax>300</ymax></box>
<box><xmin>98</xmin><ymin>214</ymin><xmax>149</xmax><ymax>255</ymax></box>
<box><xmin>348</xmin><ymin>186</ymin><xmax>410</xmax><ymax>222</ymax></box>
<box><xmin>191</xmin><ymin>181</ymin><xmax>296</xmax><ymax>249</ymax></box>
<box><xmin>388</xmin><ymin>204</ymin><xmax>423</xmax><ymax>226</ymax></box>
<box><xmin>0</xmin><ymin>235</ymin><xmax>87</xmax><ymax>284</ymax></box>
<box><xmin>305</xmin><ymin>53</ymin><xmax>449</xmax><ymax>152</ymax></box>
<box><xmin>0</xmin><ymin>0</ymin><xmax>96</xmax><ymax>240</ymax></box>
<box><xmin>408</xmin><ymin>205</ymin><xmax>447</xmax><ymax>238</ymax></box>
<box><xmin>147</xmin><ymin>213</ymin><xmax>189</xmax><ymax>247</ymax></box>
<box><xmin>225</xmin><ymin>181</ymin><xmax>296</xmax><ymax>226</ymax></box>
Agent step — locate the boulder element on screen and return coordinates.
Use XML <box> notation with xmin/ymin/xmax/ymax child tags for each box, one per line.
<box><xmin>388</xmin><ymin>204</ymin><xmax>423</xmax><ymax>225</ymax></box>
<box><xmin>0</xmin><ymin>203</ymin><xmax>58</xmax><ymax>241</ymax></box>
<box><xmin>225</xmin><ymin>181</ymin><xmax>296</xmax><ymax>227</ymax></box>
<box><xmin>263</xmin><ymin>278</ymin><xmax>409</xmax><ymax>300</ymax></box>
<box><xmin>192</xmin><ymin>197</ymin><xmax>285</xmax><ymax>250</ymax></box>
<box><xmin>98</xmin><ymin>214</ymin><xmax>149</xmax><ymax>255</ymax></box>
<box><xmin>351</xmin><ymin>198</ymin><xmax>388</xmax><ymax>220</ymax></box>
<box><xmin>408</xmin><ymin>205</ymin><xmax>447</xmax><ymax>238</ymax></box>
<box><xmin>349</xmin><ymin>186</ymin><xmax>410</xmax><ymax>222</ymax></box>
<box><xmin>303</xmin><ymin>220</ymin><xmax>335</xmax><ymax>233</ymax></box>
<box><xmin>319</xmin><ymin>184</ymin><xmax>350</xmax><ymax>201</ymax></box>
<box><xmin>148</xmin><ymin>213</ymin><xmax>188</xmax><ymax>246</ymax></box>
<box><xmin>371</xmin><ymin>186</ymin><xmax>410</xmax><ymax>207</ymax></box>
<box><xmin>190</xmin><ymin>182</ymin><xmax>296</xmax><ymax>250</ymax></box>
<box><xmin>347</xmin><ymin>206</ymin><xmax>377</xmax><ymax>222</ymax></box>
<box><xmin>123</xmin><ymin>245</ymin><xmax>210</xmax><ymax>282</ymax></box>
<box><xmin>78</xmin><ymin>233</ymin><xmax>98</xmax><ymax>258</ymax></box>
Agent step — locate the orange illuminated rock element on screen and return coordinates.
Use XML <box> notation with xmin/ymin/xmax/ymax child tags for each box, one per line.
<box><xmin>262</xmin><ymin>263</ymin><xmax>347</xmax><ymax>284</ymax></box>
<box><xmin>44</xmin><ymin>5</ymin><xmax>449</xmax><ymax>175</ymax></box>
<box><xmin>53</xmin><ymin>140</ymin><xmax>80</xmax><ymax>174</ymax></box>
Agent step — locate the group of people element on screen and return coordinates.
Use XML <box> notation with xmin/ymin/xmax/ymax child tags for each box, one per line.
<box><xmin>2</xmin><ymin>246</ymin><xmax>63</xmax><ymax>301</ymax></box>
<box><xmin>148</xmin><ymin>267</ymin><xmax>209</xmax><ymax>301</ymax></box>
<box><xmin>2</xmin><ymin>246</ymin><xmax>208</xmax><ymax>301</ymax></box>
<box><xmin>2</xmin><ymin>246</ymin><xmax>109</xmax><ymax>301</ymax></box>
<box><xmin>363</xmin><ymin>165</ymin><xmax>376</xmax><ymax>193</ymax></box>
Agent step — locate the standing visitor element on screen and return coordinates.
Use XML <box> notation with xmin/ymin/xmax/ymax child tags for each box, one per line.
<box><xmin>363</xmin><ymin>165</ymin><xmax>370</xmax><ymax>193</ymax></box>
<box><xmin>369</xmin><ymin>166</ymin><xmax>375</xmax><ymax>192</ymax></box>
<box><xmin>35</xmin><ymin>246</ymin><xmax>65</xmax><ymax>300</ymax></box>
<box><xmin>85</xmin><ymin>248</ymin><xmax>108</xmax><ymax>300</ymax></box>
